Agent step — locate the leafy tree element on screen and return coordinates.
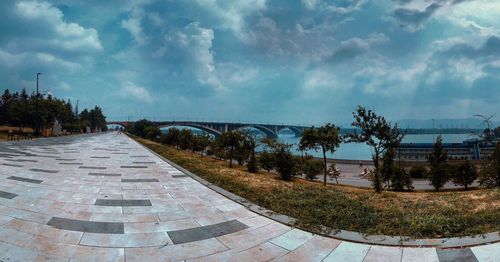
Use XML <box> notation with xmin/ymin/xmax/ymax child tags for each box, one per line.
<box><xmin>179</xmin><ymin>129</ymin><xmax>194</xmax><ymax>150</ymax></box>
<box><xmin>162</xmin><ymin>128</ymin><xmax>181</xmax><ymax>148</ymax></box>
<box><xmin>192</xmin><ymin>133</ymin><xmax>213</xmax><ymax>156</ymax></box>
<box><xmin>301</xmin><ymin>154</ymin><xmax>323</xmax><ymax>181</ymax></box>
<box><xmin>409</xmin><ymin>166</ymin><xmax>427</xmax><ymax>179</ymax></box>
<box><xmin>218</xmin><ymin>131</ymin><xmax>245</xmax><ymax>168</ymax></box>
<box><xmin>258</xmin><ymin>151</ymin><xmax>275</xmax><ymax>172</ymax></box>
<box><xmin>144</xmin><ymin>126</ymin><xmax>161</xmax><ymax>141</ymax></box>
<box><xmin>272</xmin><ymin>142</ymin><xmax>299</xmax><ymax>181</ymax></box>
<box><xmin>128</xmin><ymin>119</ymin><xmax>155</xmax><ymax>138</ymax></box>
<box><xmin>299</xmin><ymin>123</ymin><xmax>342</xmax><ymax>186</ymax></box>
<box><xmin>390</xmin><ymin>167</ymin><xmax>414</xmax><ymax>191</ymax></box>
<box><xmin>427</xmin><ymin>136</ymin><xmax>449</xmax><ymax>191</ymax></box>
<box><xmin>380</xmin><ymin>148</ymin><xmax>396</xmax><ymax>188</ymax></box>
<box><xmin>347</xmin><ymin>106</ymin><xmax>404</xmax><ymax>192</ymax></box>
<box><xmin>452</xmin><ymin>161</ymin><xmax>478</xmax><ymax>190</ymax></box>
<box><xmin>479</xmin><ymin>142</ymin><xmax>500</xmax><ymax>188</ymax></box>
<box><xmin>327</xmin><ymin>164</ymin><xmax>342</xmax><ymax>184</ymax></box>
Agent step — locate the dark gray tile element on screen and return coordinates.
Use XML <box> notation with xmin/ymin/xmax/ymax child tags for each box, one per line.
<box><xmin>131</xmin><ymin>155</ymin><xmax>148</xmax><ymax>158</ymax></box>
<box><xmin>95</xmin><ymin>199</ymin><xmax>152</xmax><ymax>206</ymax></box>
<box><xmin>46</xmin><ymin>217</ymin><xmax>124</xmax><ymax>234</ymax></box>
<box><xmin>172</xmin><ymin>174</ymin><xmax>188</xmax><ymax>178</ymax></box>
<box><xmin>7</xmin><ymin>176</ymin><xmax>43</xmax><ymax>184</ymax></box>
<box><xmin>59</xmin><ymin>162</ymin><xmax>84</xmax><ymax>165</ymax></box>
<box><xmin>88</xmin><ymin>172</ymin><xmax>122</xmax><ymax>177</ymax></box>
<box><xmin>79</xmin><ymin>166</ymin><xmax>107</xmax><ymax>170</ymax></box>
<box><xmin>2</xmin><ymin>163</ymin><xmax>23</xmax><ymax>167</ymax></box>
<box><xmin>120</xmin><ymin>166</ymin><xmax>148</xmax><ymax>168</ymax></box>
<box><xmin>167</xmin><ymin>219</ymin><xmax>248</xmax><ymax>244</ymax></box>
<box><xmin>91</xmin><ymin>156</ymin><xmax>110</xmax><ymax>159</ymax></box>
<box><xmin>121</xmin><ymin>178</ymin><xmax>159</xmax><ymax>183</ymax></box>
<box><xmin>29</xmin><ymin>168</ymin><xmax>59</xmax><ymax>173</ymax></box>
<box><xmin>132</xmin><ymin>161</ymin><xmax>155</xmax><ymax>164</ymax></box>
<box><xmin>437</xmin><ymin>249</ymin><xmax>478</xmax><ymax>262</ymax></box>
<box><xmin>0</xmin><ymin>190</ymin><xmax>18</xmax><ymax>199</ymax></box>
<box><xmin>55</xmin><ymin>158</ymin><xmax>77</xmax><ymax>161</ymax></box>
<box><xmin>112</xmin><ymin>152</ymin><xmax>128</xmax><ymax>155</ymax></box>
<box><xmin>5</xmin><ymin>159</ymin><xmax>38</xmax><ymax>162</ymax></box>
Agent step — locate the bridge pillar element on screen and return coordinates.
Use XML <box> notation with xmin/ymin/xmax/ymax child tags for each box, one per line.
<box><xmin>224</xmin><ymin>124</ymin><xmax>228</xmax><ymax>133</ymax></box>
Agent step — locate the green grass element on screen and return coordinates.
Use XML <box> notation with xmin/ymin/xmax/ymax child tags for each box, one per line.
<box><xmin>134</xmin><ymin>136</ymin><xmax>500</xmax><ymax>239</ymax></box>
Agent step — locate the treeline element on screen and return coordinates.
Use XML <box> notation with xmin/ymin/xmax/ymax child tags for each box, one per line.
<box><xmin>127</xmin><ymin>107</ymin><xmax>500</xmax><ymax>193</ymax></box>
<box><xmin>0</xmin><ymin>88</ymin><xmax>107</xmax><ymax>133</ymax></box>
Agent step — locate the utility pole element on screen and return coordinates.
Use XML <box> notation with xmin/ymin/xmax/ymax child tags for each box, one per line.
<box><xmin>35</xmin><ymin>73</ymin><xmax>41</xmax><ymax>136</ymax></box>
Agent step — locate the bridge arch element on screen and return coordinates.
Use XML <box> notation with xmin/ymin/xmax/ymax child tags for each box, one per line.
<box><xmin>235</xmin><ymin>125</ymin><xmax>277</xmax><ymax>139</ymax></box>
<box><xmin>158</xmin><ymin>123</ymin><xmax>222</xmax><ymax>138</ymax></box>
<box><xmin>277</xmin><ymin>126</ymin><xmax>303</xmax><ymax>137</ymax></box>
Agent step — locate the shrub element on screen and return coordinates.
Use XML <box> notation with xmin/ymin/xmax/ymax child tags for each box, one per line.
<box><xmin>258</xmin><ymin>151</ymin><xmax>275</xmax><ymax>172</ymax></box>
<box><xmin>479</xmin><ymin>143</ymin><xmax>500</xmax><ymax>188</ymax></box>
<box><xmin>452</xmin><ymin>161</ymin><xmax>478</xmax><ymax>190</ymax></box>
<box><xmin>409</xmin><ymin>166</ymin><xmax>427</xmax><ymax>179</ymax></box>
<box><xmin>247</xmin><ymin>153</ymin><xmax>259</xmax><ymax>173</ymax></box>
<box><xmin>427</xmin><ymin>136</ymin><xmax>449</xmax><ymax>191</ymax></box>
<box><xmin>390</xmin><ymin>167</ymin><xmax>414</xmax><ymax>191</ymax></box>
<box><xmin>273</xmin><ymin>143</ymin><xmax>299</xmax><ymax>181</ymax></box>
<box><xmin>300</xmin><ymin>155</ymin><xmax>323</xmax><ymax>181</ymax></box>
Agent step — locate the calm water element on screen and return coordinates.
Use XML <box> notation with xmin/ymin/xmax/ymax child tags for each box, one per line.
<box><xmin>161</xmin><ymin>126</ymin><xmax>471</xmax><ymax>160</ymax></box>
<box><xmin>280</xmin><ymin>133</ymin><xmax>471</xmax><ymax>160</ymax></box>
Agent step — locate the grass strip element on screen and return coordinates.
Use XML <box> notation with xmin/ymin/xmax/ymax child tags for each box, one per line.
<box><xmin>134</xmin><ymin>136</ymin><xmax>500</xmax><ymax>239</ymax></box>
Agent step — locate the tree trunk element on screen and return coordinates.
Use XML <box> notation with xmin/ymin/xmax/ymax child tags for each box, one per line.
<box><xmin>374</xmin><ymin>153</ymin><xmax>382</xmax><ymax>193</ymax></box>
<box><xmin>229</xmin><ymin>147</ymin><xmax>233</xmax><ymax>168</ymax></box>
<box><xmin>322</xmin><ymin>148</ymin><xmax>327</xmax><ymax>186</ymax></box>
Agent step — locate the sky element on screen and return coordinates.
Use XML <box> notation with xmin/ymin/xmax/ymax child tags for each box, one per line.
<box><xmin>0</xmin><ymin>0</ymin><xmax>499</xmax><ymax>126</ymax></box>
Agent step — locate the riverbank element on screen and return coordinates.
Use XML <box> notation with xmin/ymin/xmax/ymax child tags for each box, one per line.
<box><xmin>132</xmin><ymin>135</ymin><xmax>500</xmax><ymax>239</ymax></box>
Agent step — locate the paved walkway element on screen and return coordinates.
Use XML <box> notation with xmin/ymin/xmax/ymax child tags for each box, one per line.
<box><xmin>0</xmin><ymin>132</ymin><xmax>497</xmax><ymax>261</ymax></box>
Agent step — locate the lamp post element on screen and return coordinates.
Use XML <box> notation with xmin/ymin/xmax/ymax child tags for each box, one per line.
<box><xmin>35</xmin><ymin>73</ymin><xmax>41</xmax><ymax>136</ymax></box>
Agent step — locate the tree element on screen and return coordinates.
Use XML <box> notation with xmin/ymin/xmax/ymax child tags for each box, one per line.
<box><xmin>390</xmin><ymin>167</ymin><xmax>414</xmax><ymax>191</ymax></box>
<box><xmin>272</xmin><ymin>142</ymin><xmax>299</xmax><ymax>181</ymax></box>
<box><xmin>380</xmin><ymin>147</ymin><xmax>396</xmax><ymax>188</ymax></box>
<box><xmin>144</xmin><ymin>126</ymin><xmax>161</xmax><ymax>141</ymax></box>
<box><xmin>178</xmin><ymin>129</ymin><xmax>194</xmax><ymax>150</ymax></box>
<box><xmin>347</xmin><ymin>106</ymin><xmax>404</xmax><ymax>192</ymax></box>
<box><xmin>301</xmin><ymin>154</ymin><xmax>323</xmax><ymax>181</ymax></box>
<box><xmin>299</xmin><ymin>123</ymin><xmax>342</xmax><ymax>186</ymax></box>
<box><xmin>258</xmin><ymin>151</ymin><xmax>275</xmax><ymax>172</ymax></box>
<box><xmin>218</xmin><ymin>131</ymin><xmax>245</xmax><ymax>168</ymax></box>
<box><xmin>162</xmin><ymin>128</ymin><xmax>181</xmax><ymax>148</ymax></box>
<box><xmin>128</xmin><ymin>119</ymin><xmax>155</xmax><ymax>138</ymax></box>
<box><xmin>192</xmin><ymin>133</ymin><xmax>213</xmax><ymax>157</ymax></box>
<box><xmin>452</xmin><ymin>161</ymin><xmax>478</xmax><ymax>190</ymax></box>
<box><xmin>427</xmin><ymin>136</ymin><xmax>449</xmax><ymax>191</ymax></box>
<box><xmin>241</xmin><ymin>132</ymin><xmax>260</xmax><ymax>173</ymax></box>
<box><xmin>479</xmin><ymin>142</ymin><xmax>500</xmax><ymax>188</ymax></box>
<box><xmin>327</xmin><ymin>164</ymin><xmax>341</xmax><ymax>184</ymax></box>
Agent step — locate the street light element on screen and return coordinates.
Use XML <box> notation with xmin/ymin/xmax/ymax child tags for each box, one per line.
<box><xmin>35</xmin><ymin>73</ymin><xmax>41</xmax><ymax>136</ymax></box>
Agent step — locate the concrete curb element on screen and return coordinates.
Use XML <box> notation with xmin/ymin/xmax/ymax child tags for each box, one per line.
<box><xmin>130</xmin><ymin>135</ymin><xmax>500</xmax><ymax>249</ymax></box>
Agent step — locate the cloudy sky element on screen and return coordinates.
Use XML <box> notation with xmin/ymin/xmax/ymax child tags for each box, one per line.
<box><xmin>0</xmin><ymin>0</ymin><xmax>499</xmax><ymax>125</ymax></box>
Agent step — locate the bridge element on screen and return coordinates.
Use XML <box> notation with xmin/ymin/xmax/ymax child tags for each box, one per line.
<box><xmin>107</xmin><ymin>121</ymin><xmax>310</xmax><ymax>138</ymax></box>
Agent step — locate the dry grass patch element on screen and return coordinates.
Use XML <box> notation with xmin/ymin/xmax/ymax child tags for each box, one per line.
<box><xmin>135</xmin><ymin>136</ymin><xmax>500</xmax><ymax>239</ymax></box>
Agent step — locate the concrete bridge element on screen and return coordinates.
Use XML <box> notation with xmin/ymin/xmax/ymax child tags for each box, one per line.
<box><xmin>107</xmin><ymin>121</ymin><xmax>309</xmax><ymax>138</ymax></box>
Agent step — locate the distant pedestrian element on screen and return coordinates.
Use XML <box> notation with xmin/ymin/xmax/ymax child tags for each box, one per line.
<box><xmin>359</xmin><ymin>161</ymin><xmax>363</xmax><ymax>167</ymax></box>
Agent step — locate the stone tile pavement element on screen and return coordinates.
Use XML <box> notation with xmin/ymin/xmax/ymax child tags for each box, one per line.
<box><xmin>0</xmin><ymin>132</ymin><xmax>498</xmax><ymax>261</ymax></box>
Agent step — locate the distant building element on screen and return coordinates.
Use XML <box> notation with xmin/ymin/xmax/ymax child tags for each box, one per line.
<box><xmin>398</xmin><ymin>140</ymin><xmax>496</xmax><ymax>161</ymax></box>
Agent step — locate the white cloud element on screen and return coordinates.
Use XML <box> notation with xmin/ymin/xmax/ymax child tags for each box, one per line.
<box><xmin>58</xmin><ymin>81</ymin><xmax>71</xmax><ymax>91</ymax></box>
<box><xmin>15</xmin><ymin>1</ymin><xmax>102</xmax><ymax>51</ymax></box>
<box><xmin>195</xmin><ymin>0</ymin><xmax>267</xmax><ymax>42</ymax></box>
<box><xmin>121</xmin><ymin>8</ymin><xmax>149</xmax><ymax>45</ymax></box>
<box><xmin>0</xmin><ymin>48</ymin><xmax>80</xmax><ymax>71</ymax></box>
<box><xmin>121</xmin><ymin>81</ymin><xmax>154</xmax><ymax>103</ymax></box>
<box><xmin>301</xmin><ymin>0</ymin><xmax>319</xmax><ymax>10</ymax></box>
<box><xmin>165</xmin><ymin>22</ymin><xmax>222</xmax><ymax>89</ymax></box>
